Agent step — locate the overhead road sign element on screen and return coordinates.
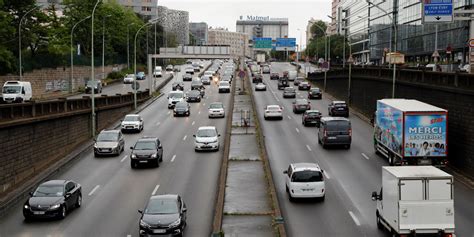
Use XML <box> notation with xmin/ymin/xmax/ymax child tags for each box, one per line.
<box><xmin>254</xmin><ymin>37</ymin><xmax>272</xmax><ymax>49</ymax></box>
<box><xmin>423</xmin><ymin>0</ymin><xmax>453</xmax><ymax>23</ymax></box>
<box><xmin>275</xmin><ymin>38</ymin><xmax>296</xmax><ymax>51</ymax></box>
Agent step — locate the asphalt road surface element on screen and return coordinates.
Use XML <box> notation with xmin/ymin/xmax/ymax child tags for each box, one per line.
<box><xmin>0</xmin><ymin>61</ymin><xmax>232</xmax><ymax>237</ymax></box>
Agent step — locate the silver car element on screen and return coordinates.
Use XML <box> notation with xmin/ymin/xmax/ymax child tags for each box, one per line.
<box><xmin>94</xmin><ymin>130</ymin><xmax>125</xmax><ymax>157</ymax></box>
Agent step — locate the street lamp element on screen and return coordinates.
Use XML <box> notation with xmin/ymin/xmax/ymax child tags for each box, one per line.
<box><xmin>127</xmin><ymin>23</ymin><xmax>136</xmax><ymax>69</ymax></box>
<box><xmin>90</xmin><ymin>0</ymin><xmax>102</xmax><ymax>137</ymax></box>
<box><xmin>70</xmin><ymin>15</ymin><xmax>91</xmax><ymax>93</ymax></box>
<box><xmin>18</xmin><ymin>5</ymin><xmax>40</xmax><ymax>81</ymax></box>
<box><xmin>134</xmin><ymin>19</ymin><xmax>158</xmax><ymax>110</ymax></box>
<box><xmin>102</xmin><ymin>14</ymin><xmax>112</xmax><ymax>81</ymax></box>
<box><xmin>297</xmin><ymin>28</ymin><xmax>302</xmax><ymax>63</ymax></box>
<box><xmin>313</xmin><ymin>24</ymin><xmax>328</xmax><ymax>92</ymax></box>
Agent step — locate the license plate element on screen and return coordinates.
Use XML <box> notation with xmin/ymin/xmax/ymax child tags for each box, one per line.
<box><xmin>302</xmin><ymin>189</ymin><xmax>314</xmax><ymax>191</ymax></box>
<box><xmin>153</xmin><ymin>229</ymin><xmax>166</xmax><ymax>234</ymax></box>
<box><xmin>33</xmin><ymin>211</ymin><xmax>45</xmax><ymax>215</ymax></box>
<box><xmin>338</xmin><ymin>108</ymin><xmax>344</xmax><ymax>110</ymax></box>
<box><xmin>418</xmin><ymin>159</ymin><xmax>432</xmax><ymax>165</ymax></box>
<box><xmin>328</xmin><ymin>137</ymin><xmax>337</xmax><ymax>140</ymax></box>
<box><xmin>139</xmin><ymin>160</ymin><xmax>148</xmax><ymax>163</ymax></box>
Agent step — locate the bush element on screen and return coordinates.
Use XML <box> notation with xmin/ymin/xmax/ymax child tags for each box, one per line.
<box><xmin>107</xmin><ymin>71</ymin><xmax>126</xmax><ymax>80</ymax></box>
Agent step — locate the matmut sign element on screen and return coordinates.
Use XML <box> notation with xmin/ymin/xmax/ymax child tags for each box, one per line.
<box><xmin>239</xmin><ymin>16</ymin><xmax>288</xmax><ymax>21</ymax></box>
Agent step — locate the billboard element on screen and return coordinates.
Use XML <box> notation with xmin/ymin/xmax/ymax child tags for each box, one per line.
<box><xmin>254</xmin><ymin>37</ymin><xmax>272</xmax><ymax>49</ymax></box>
<box><xmin>375</xmin><ymin>102</ymin><xmax>403</xmax><ymax>156</ymax></box>
<box><xmin>275</xmin><ymin>38</ymin><xmax>296</xmax><ymax>51</ymax></box>
<box><xmin>404</xmin><ymin>114</ymin><xmax>447</xmax><ymax>157</ymax></box>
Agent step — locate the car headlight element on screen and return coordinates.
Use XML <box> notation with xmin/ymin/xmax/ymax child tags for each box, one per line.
<box><xmin>151</xmin><ymin>154</ymin><xmax>157</xmax><ymax>158</ymax></box>
<box><xmin>131</xmin><ymin>154</ymin><xmax>137</xmax><ymax>159</ymax></box>
<box><xmin>24</xmin><ymin>204</ymin><xmax>29</xmax><ymax>209</ymax></box>
<box><xmin>93</xmin><ymin>144</ymin><xmax>98</xmax><ymax>149</ymax></box>
<box><xmin>50</xmin><ymin>204</ymin><xmax>61</xmax><ymax>210</ymax></box>
<box><xmin>169</xmin><ymin>219</ymin><xmax>181</xmax><ymax>228</ymax></box>
<box><xmin>140</xmin><ymin>219</ymin><xmax>151</xmax><ymax>228</ymax></box>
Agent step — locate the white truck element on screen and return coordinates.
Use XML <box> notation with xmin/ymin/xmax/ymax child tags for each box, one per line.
<box><xmin>372</xmin><ymin>166</ymin><xmax>455</xmax><ymax>237</ymax></box>
<box><xmin>256</xmin><ymin>53</ymin><xmax>266</xmax><ymax>64</ymax></box>
<box><xmin>1</xmin><ymin>81</ymin><xmax>32</xmax><ymax>103</ymax></box>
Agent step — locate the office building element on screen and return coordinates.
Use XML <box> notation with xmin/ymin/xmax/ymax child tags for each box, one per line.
<box><xmin>156</xmin><ymin>6</ymin><xmax>189</xmax><ymax>45</ymax></box>
<box><xmin>236</xmin><ymin>16</ymin><xmax>288</xmax><ymax>39</ymax></box>
<box><xmin>339</xmin><ymin>0</ymin><xmax>370</xmax><ymax>63</ymax></box>
<box><xmin>189</xmin><ymin>22</ymin><xmax>208</xmax><ymax>45</ymax></box>
<box><xmin>208</xmin><ymin>28</ymin><xmax>250</xmax><ymax>58</ymax></box>
<box><xmin>330</xmin><ymin>0</ymin><xmax>341</xmax><ymax>35</ymax></box>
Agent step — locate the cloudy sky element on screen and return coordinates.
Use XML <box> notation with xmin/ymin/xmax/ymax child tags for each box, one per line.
<box><xmin>158</xmin><ymin>0</ymin><xmax>332</xmax><ymax>48</ymax></box>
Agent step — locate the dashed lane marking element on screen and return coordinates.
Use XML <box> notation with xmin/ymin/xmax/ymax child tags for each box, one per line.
<box><xmin>362</xmin><ymin>153</ymin><xmax>370</xmax><ymax>160</ymax></box>
<box><xmin>192</xmin><ymin>121</ymin><xmax>195</xmax><ymax>126</ymax></box>
<box><xmin>306</xmin><ymin>144</ymin><xmax>312</xmax><ymax>151</ymax></box>
<box><xmin>183</xmin><ymin>135</ymin><xmax>187</xmax><ymax>141</ymax></box>
<box><xmin>88</xmin><ymin>185</ymin><xmax>100</xmax><ymax>196</ymax></box>
<box><xmin>171</xmin><ymin>155</ymin><xmax>176</xmax><ymax>162</ymax></box>
<box><xmin>295</xmin><ymin>128</ymin><xmax>300</xmax><ymax>133</ymax></box>
<box><xmin>121</xmin><ymin>156</ymin><xmax>128</xmax><ymax>163</ymax></box>
<box><xmin>349</xmin><ymin>211</ymin><xmax>361</xmax><ymax>226</ymax></box>
<box><xmin>152</xmin><ymin>185</ymin><xmax>160</xmax><ymax>196</ymax></box>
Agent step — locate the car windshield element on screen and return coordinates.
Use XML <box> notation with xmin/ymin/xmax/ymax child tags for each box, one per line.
<box><xmin>291</xmin><ymin>171</ymin><xmax>323</xmax><ymax>182</ymax></box>
<box><xmin>326</xmin><ymin>121</ymin><xmax>350</xmax><ymax>130</ymax></box>
<box><xmin>175</xmin><ymin>102</ymin><xmax>188</xmax><ymax>108</ymax></box>
<box><xmin>33</xmin><ymin>185</ymin><xmax>64</xmax><ymax>197</ymax></box>
<box><xmin>311</xmin><ymin>88</ymin><xmax>320</xmax><ymax>93</ymax></box>
<box><xmin>267</xmin><ymin>106</ymin><xmax>280</xmax><ymax>111</ymax></box>
<box><xmin>296</xmin><ymin>99</ymin><xmax>307</xmax><ymax>105</ymax></box>
<box><xmin>220</xmin><ymin>82</ymin><xmax>229</xmax><ymax>86</ymax></box>
<box><xmin>169</xmin><ymin>92</ymin><xmax>183</xmax><ymax>98</ymax></box>
<box><xmin>306</xmin><ymin>111</ymin><xmax>320</xmax><ymax>116</ymax></box>
<box><xmin>197</xmin><ymin>129</ymin><xmax>217</xmax><ymax>137</ymax></box>
<box><xmin>86</xmin><ymin>81</ymin><xmax>99</xmax><ymax>86</ymax></box>
<box><xmin>334</xmin><ymin>103</ymin><xmax>347</xmax><ymax>107</ymax></box>
<box><xmin>188</xmin><ymin>91</ymin><xmax>200</xmax><ymax>96</ymax></box>
<box><xmin>2</xmin><ymin>85</ymin><xmax>21</xmax><ymax>94</ymax></box>
<box><xmin>138</xmin><ymin>72</ymin><xmax>144</xmax><ymax>76</ymax></box>
<box><xmin>145</xmin><ymin>198</ymin><xmax>179</xmax><ymax>215</ymax></box>
<box><xmin>210</xmin><ymin>103</ymin><xmax>223</xmax><ymax>109</ymax></box>
<box><xmin>134</xmin><ymin>141</ymin><xmax>156</xmax><ymax>150</ymax></box>
<box><xmin>124</xmin><ymin>115</ymin><xmax>139</xmax><ymax>122</ymax></box>
<box><xmin>97</xmin><ymin>132</ymin><xmax>118</xmax><ymax>142</ymax></box>
<box><xmin>285</xmin><ymin>88</ymin><xmax>295</xmax><ymax>92</ymax></box>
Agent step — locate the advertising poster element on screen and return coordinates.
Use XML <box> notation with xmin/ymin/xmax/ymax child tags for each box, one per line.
<box><xmin>404</xmin><ymin>114</ymin><xmax>447</xmax><ymax>157</ymax></box>
<box><xmin>375</xmin><ymin>102</ymin><xmax>403</xmax><ymax>156</ymax></box>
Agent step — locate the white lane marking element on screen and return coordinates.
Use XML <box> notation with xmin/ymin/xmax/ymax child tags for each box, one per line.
<box><xmin>183</xmin><ymin>135</ymin><xmax>187</xmax><ymax>141</ymax></box>
<box><xmin>88</xmin><ymin>185</ymin><xmax>100</xmax><ymax>196</ymax></box>
<box><xmin>192</xmin><ymin>121</ymin><xmax>195</xmax><ymax>126</ymax></box>
<box><xmin>156</xmin><ymin>121</ymin><xmax>161</xmax><ymax>126</ymax></box>
<box><xmin>323</xmin><ymin>170</ymin><xmax>330</xmax><ymax>179</ymax></box>
<box><xmin>121</xmin><ymin>156</ymin><xmax>128</xmax><ymax>163</ymax></box>
<box><xmin>349</xmin><ymin>211</ymin><xmax>361</xmax><ymax>226</ymax></box>
<box><xmin>167</xmin><ymin>111</ymin><xmax>171</xmax><ymax>115</ymax></box>
<box><xmin>127</xmin><ymin>235</ymin><xmax>131</xmax><ymax>237</ymax></box>
<box><xmin>362</xmin><ymin>153</ymin><xmax>370</xmax><ymax>160</ymax></box>
<box><xmin>306</xmin><ymin>144</ymin><xmax>312</xmax><ymax>151</ymax></box>
<box><xmin>171</xmin><ymin>155</ymin><xmax>176</xmax><ymax>162</ymax></box>
<box><xmin>151</xmin><ymin>185</ymin><xmax>160</xmax><ymax>196</ymax></box>
<box><xmin>198</xmin><ymin>111</ymin><xmax>201</xmax><ymax>114</ymax></box>
<box><xmin>276</xmin><ymin>98</ymin><xmax>280</xmax><ymax>102</ymax></box>
<box><xmin>203</xmin><ymin>103</ymin><xmax>206</xmax><ymax>106</ymax></box>
<box><xmin>295</xmin><ymin>128</ymin><xmax>300</xmax><ymax>133</ymax></box>
<box><xmin>287</xmin><ymin>115</ymin><xmax>292</xmax><ymax>120</ymax></box>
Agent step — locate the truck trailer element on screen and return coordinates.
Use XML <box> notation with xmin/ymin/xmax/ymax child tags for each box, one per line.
<box><xmin>374</xmin><ymin>99</ymin><xmax>448</xmax><ymax>166</ymax></box>
<box><xmin>372</xmin><ymin>166</ymin><xmax>455</xmax><ymax>237</ymax></box>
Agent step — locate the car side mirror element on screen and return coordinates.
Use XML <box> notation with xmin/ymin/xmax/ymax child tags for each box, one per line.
<box><xmin>371</xmin><ymin>191</ymin><xmax>378</xmax><ymax>201</ymax></box>
<box><xmin>65</xmin><ymin>192</ymin><xmax>72</xmax><ymax>198</ymax></box>
<box><xmin>321</xmin><ymin>169</ymin><xmax>324</xmax><ymax>173</ymax></box>
<box><xmin>218</xmin><ymin>134</ymin><xmax>221</xmax><ymax>137</ymax></box>
<box><xmin>283</xmin><ymin>170</ymin><xmax>288</xmax><ymax>174</ymax></box>
<box><xmin>182</xmin><ymin>207</ymin><xmax>187</xmax><ymax>212</ymax></box>
<box><xmin>29</xmin><ymin>191</ymin><xmax>33</xmax><ymax>196</ymax></box>
<box><xmin>193</xmin><ymin>135</ymin><xmax>196</xmax><ymax>137</ymax></box>
<box><xmin>138</xmin><ymin>209</ymin><xmax>143</xmax><ymax>214</ymax></box>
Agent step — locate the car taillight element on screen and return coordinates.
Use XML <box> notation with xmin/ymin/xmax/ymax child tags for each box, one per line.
<box><xmin>324</xmin><ymin>129</ymin><xmax>327</xmax><ymax>137</ymax></box>
<box><xmin>349</xmin><ymin>129</ymin><xmax>352</xmax><ymax>137</ymax></box>
<box><xmin>444</xmin><ymin>234</ymin><xmax>453</xmax><ymax>237</ymax></box>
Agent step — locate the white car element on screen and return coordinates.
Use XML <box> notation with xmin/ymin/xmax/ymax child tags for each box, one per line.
<box><xmin>153</xmin><ymin>66</ymin><xmax>162</xmax><ymax>77</ymax></box>
<box><xmin>218</xmin><ymin>81</ymin><xmax>230</xmax><ymax>93</ymax></box>
<box><xmin>121</xmin><ymin>114</ymin><xmax>143</xmax><ymax>132</ymax></box>
<box><xmin>208</xmin><ymin>102</ymin><xmax>225</xmax><ymax>118</ymax></box>
<box><xmin>284</xmin><ymin>163</ymin><xmax>325</xmax><ymax>201</ymax></box>
<box><xmin>166</xmin><ymin>65</ymin><xmax>173</xmax><ymax>72</ymax></box>
<box><xmin>185</xmin><ymin>67</ymin><xmax>194</xmax><ymax>75</ymax></box>
<box><xmin>123</xmin><ymin>74</ymin><xmax>135</xmax><ymax>84</ymax></box>
<box><xmin>264</xmin><ymin>105</ymin><xmax>283</xmax><ymax>120</ymax></box>
<box><xmin>167</xmin><ymin>91</ymin><xmax>184</xmax><ymax>109</ymax></box>
<box><xmin>194</xmin><ymin>126</ymin><xmax>220</xmax><ymax>152</ymax></box>
<box><xmin>255</xmin><ymin>83</ymin><xmax>266</xmax><ymax>91</ymax></box>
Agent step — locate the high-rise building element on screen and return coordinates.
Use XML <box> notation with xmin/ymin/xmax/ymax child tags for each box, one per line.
<box><xmin>339</xmin><ymin>0</ymin><xmax>370</xmax><ymax>63</ymax></box>
<box><xmin>330</xmin><ymin>0</ymin><xmax>341</xmax><ymax>35</ymax></box>
<box><xmin>156</xmin><ymin>6</ymin><xmax>189</xmax><ymax>45</ymax></box>
<box><xmin>236</xmin><ymin>16</ymin><xmax>288</xmax><ymax>40</ymax></box>
<box><xmin>208</xmin><ymin>28</ymin><xmax>250</xmax><ymax>58</ymax></box>
<box><xmin>189</xmin><ymin>22</ymin><xmax>208</xmax><ymax>45</ymax></box>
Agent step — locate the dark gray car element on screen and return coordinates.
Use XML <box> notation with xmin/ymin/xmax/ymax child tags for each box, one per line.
<box><xmin>186</xmin><ymin>90</ymin><xmax>201</xmax><ymax>102</ymax></box>
<box><xmin>174</xmin><ymin>101</ymin><xmax>191</xmax><ymax>117</ymax></box>
<box><xmin>318</xmin><ymin>117</ymin><xmax>351</xmax><ymax>149</ymax></box>
<box><xmin>94</xmin><ymin>130</ymin><xmax>125</xmax><ymax>157</ymax></box>
<box><xmin>130</xmin><ymin>137</ymin><xmax>163</xmax><ymax>168</ymax></box>
<box><xmin>283</xmin><ymin>87</ymin><xmax>296</xmax><ymax>98</ymax></box>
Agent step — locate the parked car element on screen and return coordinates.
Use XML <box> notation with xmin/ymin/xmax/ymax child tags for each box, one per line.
<box><xmin>208</xmin><ymin>102</ymin><xmax>225</xmax><ymax>118</ymax></box>
<box><xmin>270</xmin><ymin>72</ymin><xmax>280</xmax><ymax>80</ymax></box>
<box><xmin>94</xmin><ymin>130</ymin><xmax>125</xmax><ymax>157</ymax></box>
<box><xmin>264</xmin><ymin>105</ymin><xmax>283</xmax><ymax>120</ymax></box>
<box><xmin>302</xmin><ymin>110</ymin><xmax>322</xmax><ymax>127</ymax></box>
<box><xmin>308</xmin><ymin>87</ymin><xmax>322</xmax><ymax>99</ymax></box>
<box><xmin>328</xmin><ymin>101</ymin><xmax>349</xmax><ymax>117</ymax></box>
<box><xmin>318</xmin><ymin>117</ymin><xmax>352</xmax><ymax>149</ymax></box>
<box><xmin>298</xmin><ymin>81</ymin><xmax>311</xmax><ymax>90</ymax></box>
<box><xmin>283</xmin><ymin>87</ymin><xmax>296</xmax><ymax>98</ymax></box>
<box><xmin>138</xmin><ymin>195</ymin><xmax>187</xmax><ymax>236</ymax></box>
<box><xmin>278</xmin><ymin>78</ymin><xmax>289</xmax><ymax>90</ymax></box>
<box><xmin>283</xmin><ymin>163</ymin><xmax>325</xmax><ymax>201</ymax></box>
<box><xmin>136</xmin><ymin>72</ymin><xmax>146</xmax><ymax>80</ymax></box>
<box><xmin>183</xmin><ymin>73</ymin><xmax>193</xmax><ymax>81</ymax></box>
<box><xmin>123</xmin><ymin>74</ymin><xmax>135</xmax><ymax>84</ymax></box>
<box><xmin>172</xmin><ymin>82</ymin><xmax>184</xmax><ymax>91</ymax></box>
<box><xmin>194</xmin><ymin>126</ymin><xmax>220</xmax><ymax>151</ymax></box>
<box><xmin>121</xmin><ymin>114</ymin><xmax>144</xmax><ymax>133</ymax></box>
<box><xmin>23</xmin><ymin>180</ymin><xmax>82</xmax><ymax>220</ymax></box>
<box><xmin>252</xmin><ymin>74</ymin><xmax>263</xmax><ymax>83</ymax></box>
<box><xmin>85</xmin><ymin>80</ymin><xmax>102</xmax><ymax>94</ymax></box>
<box><xmin>185</xmin><ymin>67</ymin><xmax>194</xmax><ymax>75</ymax></box>
<box><xmin>173</xmin><ymin>101</ymin><xmax>191</xmax><ymax>117</ymax></box>
<box><xmin>218</xmin><ymin>81</ymin><xmax>231</xmax><ymax>93</ymax></box>
<box><xmin>292</xmin><ymin>99</ymin><xmax>311</xmax><ymax>114</ymax></box>
<box><xmin>130</xmin><ymin>136</ymin><xmax>163</xmax><ymax>168</ymax></box>
<box><xmin>186</xmin><ymin>90</ymin><xmax>202</xmax><ymax>102</ymax></box>
<box><xmin>255</xmin><ymin>82</ymin><xmax>267</xmax><ymax>91</ymax></box>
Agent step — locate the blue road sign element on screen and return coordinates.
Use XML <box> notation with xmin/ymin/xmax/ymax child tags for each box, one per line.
<box><xmin>423</xmin><ymin>0</ymin><xmax>453</xmax><ymax>23</ymax></box>
<box><xmin>254</xmin><ymin>37</ymin><xmax>272</xmax><ymax>49</ymax></box>
<box><xmin>275</xmin><ymin>38</ymin><xmax>296</xmax><ymax>51</ymax></box>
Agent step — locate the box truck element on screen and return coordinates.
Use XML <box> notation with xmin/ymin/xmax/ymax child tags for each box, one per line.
<box><xmin>373</xmin><ymin>99</ymin><xmax>448</xmax><ymax>166</ymax></box>
<box><xmin>256</xmin><ymin>53</ymin><xmax>266</xmax><ymax>64</ymax></box>
<box><xmin>1</xmin><ymin>81</ymin><xmax>32</xmax><ymax>103</ymax></box>
<box><xmin>372</xmin><ymin>166</ymin><xmax>455</xmax><ymax>237</ymax></box>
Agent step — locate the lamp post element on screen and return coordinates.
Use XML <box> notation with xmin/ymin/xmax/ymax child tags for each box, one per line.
<box><xmin>102</xmin><ymin>15</ymin><xmax>111</xmax><ymax>81</ymax></box>
<box><xmin>134</xmin><ymin>19</ymin><xmax>158</xmax><ymax>110</ymax></box>
<box><xmin>297</xmin><ymin>28</ymin><xmax>302</xmax><ymax>63</ymax></box>
<box><xmin>70</xmin><ymin>15</ymin><xmax>91</xmax><ymax>93</ymax></box>
<box><xmin>127</xmin><ymin>23</ymin><xmax>136</xmax><ymax>69</ymax></box>
<box><xmin>327</xmin><ymin>14</ymin><xmax>347</xmax><ymax>68</ymax></box>
<box><xmin>313</xmin><ymin>24</ymin><xmax>328</xmax><ymax>92</ymax></box>
<box><xmin>90</xmin><ymin>0</ymin><xmax>101</xmax><ymax>137</ymax></box>
<box><xmin>18</xmin><ymin>5</ymin><xmax>40</xmax><ymax>81</ymax></box>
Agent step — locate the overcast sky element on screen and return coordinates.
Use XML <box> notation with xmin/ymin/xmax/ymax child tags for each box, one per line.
<box><xmin>158</xmin><ymin>0</ymin><xmax>332</xmax><ymax>48</ymax></box>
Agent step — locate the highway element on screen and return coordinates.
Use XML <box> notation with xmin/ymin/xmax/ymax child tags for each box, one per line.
<box><xmin>251</xmin><ymin>62</ymin><xmax>474</xmax><ymax>237</ymax></box>
<box><xmin>0</xmin><ymin>63</ymin><xmax>232</xmax><ymax>236</ymax></box>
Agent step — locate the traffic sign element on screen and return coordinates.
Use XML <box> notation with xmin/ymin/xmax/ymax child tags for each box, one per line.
<box><xmin>275</xmin><ymin>38</ymin><xmax>296</xmax><ymax>51</ymax></box>
<box><xmin>423</xmin><ymin>0</ymin><xmax>453</xmax><ymax>23</ymax></box>
<box><xmin>469</xmin><ymin>39</ymin><xmax>474</xmax><ymax>48</ymax></box>
<box><xmin>254</xmin><ymin>37</ymin><xmax>272</xmax><ymax>49</ymax></box>
<box><xmin>347</xmin><ymin>55</ymin><xmax>354</xmax><ymax>63</ymax></box>
<box><xmin>432</xmin><ymin>50</ymin><xmax>440</xmax><ymax>57</ymax></box>
<box><xmin>239</xmin><ymin>70</ymin><xmax>246</xmax><ymax>78</ymax></box>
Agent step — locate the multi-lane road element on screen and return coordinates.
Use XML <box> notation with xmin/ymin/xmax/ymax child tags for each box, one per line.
<box><xmin>0</xmin><ymin>64</ymin><xmax>232</xmax><ymax>236</ymax></box>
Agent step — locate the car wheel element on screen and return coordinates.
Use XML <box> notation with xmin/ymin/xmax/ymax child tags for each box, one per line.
<box><xmin>23</xmin><ymin>215</ymin><xmax>31</xmax><ymax>222</ymax></box>
<box><xmin>320</xmin><ymin>195</ymin><xmax>325</xmax><ymax>202</ymax></box>
<box><xmin>345</xmin><ymin>144</ymin><xmax>351</xmax><ymax>149</ymax></box>
<box><xmin>76</xmin><ymin>195</ymin><xmax>82</xmax><ymax>208</ymax></box>
<box><xmin>94</xmin><ymin>152</ymin><xmax>99</xmax><ymax>158</ymax></box>
<box><xmin>286</xmin><ymin>185</ymin><xmax>289</xmax><ymax>193</ymax></box>
<box><xmin>155</xmin><ymin>159</ymin><xmax>160</xmax><ymax>168</ymax></box>
<box><xmin>388</xmin><ymin>155</ymin><xmax>394</xmax><ymax>166</ymax></box>
<box><xmin>322</xmin><ymin>143</ymin><xmax>327</xmax><ymax>149</ymax></box>
<box><xmin>318</xmin><ymin>136</ymin><xmax>322</xmax><ymax>144</ymax></box>
<box><xmin>59</xmin><ymin>205</ymin><xmax>66</xmax><ymax>219</ymax></box>
<box><xmin>131</xmin><ymin>160</ymin><xmax>137</xmax><ymax>169</ymax></box>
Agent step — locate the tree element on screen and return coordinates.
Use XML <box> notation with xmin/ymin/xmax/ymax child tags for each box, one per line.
<box><xmin>305</xmin><ymin>33</ymin><xmax>348</xmax><ymax>64</ymax></box>
<box><xmin>0</xmin><ymin>0</ymin><xmax>16</xmax><ymax>74</ymax></box>
<box><xmin>310</xmin><ymin>20</ymin><xmax>327</xmax><ymax>40</ymax></box>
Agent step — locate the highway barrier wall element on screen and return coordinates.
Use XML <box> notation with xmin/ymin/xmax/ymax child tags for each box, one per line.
<box><xmin>308</xmin><ymin>68</ymin><xmax>474</xmax><ymax>173</ymax></box>
<box><xmin>0</xmin><ymin>91</ymin><xmax>150</xmax><ymax>196</ymax></box>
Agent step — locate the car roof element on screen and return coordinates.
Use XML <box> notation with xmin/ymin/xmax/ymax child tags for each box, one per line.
<box><xmin>137</xmin><ymin>136</ymin><xmax>158</xmax><ymax>142</ymax></box>
<box><xmin>41</xmin><ymin>180</ymin><xmax>67</xmax><ymax>186</ymax></box>
<box><xmin>125</xmin><ymin>114</ymin><xmax>139</xmax><ymax>117</ymax></box>
<box><xmin>210</xmin><ymin>102</ymin><xmax>223</xmax><ymax>105</ymax></box>
<box><xmin>291</xmin><ymin>163</ymin><xmax>321</xmax><ymax>172</ymax></box>
<box><xmin>321</xmin><ymin>117</ymin><xmax>350</xmax><ymax>122</ymax></box>
<box><xmin>100</xmin><ymin>129</ymin><xmax>120</xmax><ymax>134</ymax></box>
<box><xmin>198</xmin><ymin>126</ymin><xmax>216</xmax><ymax>130</ymax></box>
<box><xmin>305</xmin><ymin>110</ymin><xmax>320</xmax><ymax>113</ymax></box>
<box><xmin>149</xmin><ymin>194</ymin><xmax>179</xmax><ymax>201</ymax></box>
<box><xmin>333</xmin><ymin>101</ymin><xmax>346</xmax><ymax>104</ymax></box>
<box><xmin>267</xmin><ymin>105</ymin><xmax>280</xmax><ymax>108</ymax></box>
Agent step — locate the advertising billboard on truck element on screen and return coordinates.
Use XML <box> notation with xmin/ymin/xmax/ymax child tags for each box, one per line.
<box><xmin>403</xmin><ymin>114</ymin><xmax>447</xmax><ymax>157</ymax></box>
<box><xmin>375</xmin><ymin>102</ymin><xmax>403</xmax><ymax>156</ymax></box>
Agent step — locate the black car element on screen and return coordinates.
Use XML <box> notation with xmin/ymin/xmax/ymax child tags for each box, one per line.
<box><xmin>191</xmin><ymin>80</ymin><xmax>203</xmax><ymax>90</ymax></box>
<box><xmin>172</xmin><ymin>82</ymin><xmax>184</xmax><ymax>91</ymax></box>
<box><xmin>85</xmin><ymin>80</ymin><xmax>102</xmax><ymax>94</ymax></box>
<box><xmin>302</xmin><ymin>110</ymin><xmax>322</xmax><ymax>127</ymax></box>
<box><xmin>278</xmin><ymin>78</ymin><xmax>289</xmax><ymax>90</ymax></box>
<box><xmin>328</xmin><ymin>101</ymin><xmax>349</xmax><ymax>117</ymax></box>
<box><xmin>252</xmin><ymin>74</ymin><xmax>263</xmax><ymax>83</ymax></box>
<box><xmin>293</xmin><ymin>77</ymin><xmax>304</xmax><ymax>86</ymax></box>
<box><xmin>270</xmin><ymin>72</ymin><xmax>279</xmax><ymax>80</ymax></box>
<box><xmin>138</xmin><ymin>194</ymin><xmax>187</xmax><ymax>237</ymax></box>
<box><xmin>308</xmin><ymin>88</ymin><xmax>322</xmax><ymax>99</ymax></box>
<box><xmin>298</xmin><ymin>81</ymin><xmax>311</xmax><ymax>90</ymax></box>
<box><xmin>186</xmin><ymin>90</ymin><xmax>201</xmax><ymax>102</ymax></box>
<box><xmin>174</xmin><ymin>101</ymin><xmax>190</xmax><ymax>117</ymax></box>
<box><xmin>293</xmin><ymin>99</ymin><xmax>311</xmax><ymax>113</ymax></box>
<box><xmin>130</xmin><ymin>137</ymin><xmax>163</xmax><ymax>168</ymax></box>
<box><xmin>23</xmin><ymin>180</ymin><xmax>82</xmax><ymax>220</ymax></box>
<box><xmin>183</xmin><ymin>73</ymin><xmax>193</xmax><ymax>81</ymax></box>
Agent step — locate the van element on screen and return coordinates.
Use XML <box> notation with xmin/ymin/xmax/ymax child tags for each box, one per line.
<box><xmin>1</xmin><ymin>81</ymin><xmax>32</xmax><ymax>103</ymax></box>
<box><xmin>153</xmin><ymin>66</ymin><xmax>163</xmax><ymax>77</ymax></box>
<box><xmin>288</xmin><ymin>70</ymin><xmax>297</xmax><ymax>81</ymax></box>
<box><xmin>318</xmin><ymin>117</ymin><xmax>351</xmax><ymax>149</ymax></box>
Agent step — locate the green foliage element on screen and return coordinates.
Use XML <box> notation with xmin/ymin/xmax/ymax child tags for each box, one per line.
<box><xmin>310</xmin><ymin>21</ymin><xmax>327</xmax><ymax>39</ymax></box>
<box><xmin>107</xmin><ymin>71</ymin><xmax>125</xmax><ymax>80</ymax></box>
<box><xmin>305</xmin><ymin>34</ymin><xmax>348</xmax><ymax>62</ymax></box>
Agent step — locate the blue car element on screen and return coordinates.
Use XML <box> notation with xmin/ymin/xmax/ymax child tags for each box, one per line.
<box><xmin>136</xmin><ymin>72</ymin><xmax>146</xmax><ymax>80</ymax></box>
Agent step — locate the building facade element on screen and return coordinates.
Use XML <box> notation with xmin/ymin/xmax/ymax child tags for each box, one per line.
<box><xmin>236</xmin><ymin>16</ymin><xmax>289</xmax><ymax>39</ymax></box>
<box><xmin>330</xmin><ymin>0</ymin><xmax>341</xmax><ymax>35</ymax></box>
<box><xmin>156</xmin><ymin>6</ymin><xmax>189</xmax><ymax>45</ymax></box>
<box><xmin>340</xmin><ymin>0</ymin><xmax>370</xmax><ymax>64</ymax></box>
<box><xmin>189</xmin><ymin>22</ymin><xmax>208</xmax><ymax>45</ymax></box>
<box><xmin>208</xmin><ymin>29</ymin><xmax>250</xmax><ymax>58</ymax></box>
